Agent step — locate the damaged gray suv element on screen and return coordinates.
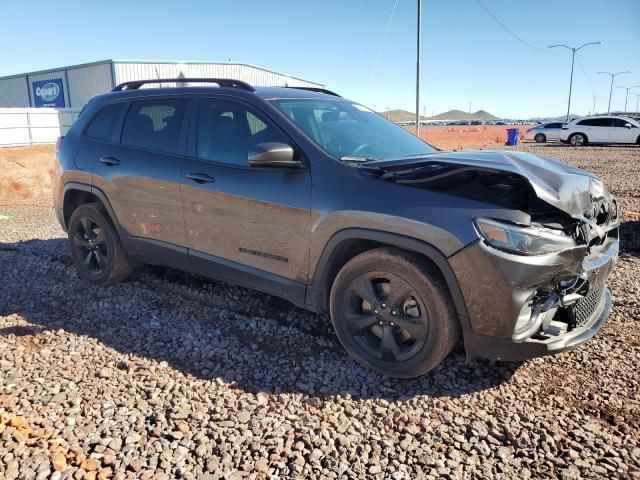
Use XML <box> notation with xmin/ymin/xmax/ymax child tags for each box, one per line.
<box><xmin>53</xmin><ymin>79</ymin><xmax>619</xmax><ymax>378</ymax></box>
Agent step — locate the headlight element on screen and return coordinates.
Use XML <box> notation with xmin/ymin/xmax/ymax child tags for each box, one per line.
<box><xmin>474</xmin><ymin>217</ymin><xmax>576</xmax><ymax>255</ymax></box>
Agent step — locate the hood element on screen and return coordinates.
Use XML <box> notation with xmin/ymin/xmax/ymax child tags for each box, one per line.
<box><xmin>360</xmin><ymin>150</ymin><xmax>617</xmax><ymax>235</ymax></box>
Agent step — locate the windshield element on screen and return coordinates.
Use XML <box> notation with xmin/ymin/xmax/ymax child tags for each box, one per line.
<box><xmin>269</xmin><ymin>99</ymin><xmax>437</xmax><ymax>161</ymax></box>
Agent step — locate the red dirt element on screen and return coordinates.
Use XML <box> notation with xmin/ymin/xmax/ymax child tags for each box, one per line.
<box><xmin>0</xmin><ymin>145</ymin><xmax>56</xmax><ymax>207</ymax></box>
<box><xmin>407</xmin><ymin>124</ymin><xmax>534</xmax><ymax>150</ymax></box>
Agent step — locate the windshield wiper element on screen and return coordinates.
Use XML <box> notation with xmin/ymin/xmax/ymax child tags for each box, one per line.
<box><xmin>340</xmin><ymin>156</ymin><xmax>374</xmax><ymax>163</ymax></box>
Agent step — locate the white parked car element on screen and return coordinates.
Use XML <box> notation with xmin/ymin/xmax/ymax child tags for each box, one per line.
<box><xmin>525</xmin><ymin>122</ymin><xmax>563</xmax><ymax>143</ymax></box>
<box><xmin>560</xmin><ymin>115</ymin><xmax>640</xmax><ymax>146</ymax></box>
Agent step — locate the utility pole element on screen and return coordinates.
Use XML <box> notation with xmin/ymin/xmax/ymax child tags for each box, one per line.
<box><xmin>423</xmin><ymin>106</ymin><xmax>428</xmax><ymax>139</ymax></box>
<box><xmin>616</xmin><ymin>85</ymin><xmax>640</xmax><ymax>113</ymax></box>
<box><xmin>598</xmin><ymin>71</ymin><xmax>630</xmax><ymax>113</ymax></box>
<box><xmin>592</xmin><ymin>95</ymin><xmax>596</xmax><ymax>116</ymax></box>
<box><xmin>548</xmin><ymin>42</ymin><xmax>601</xmax><ymax>122</ymax></box>
<box><xmin>415</xmin><ymin>0</ymin><xmax>422</xmax><ymax>137</ymax></box>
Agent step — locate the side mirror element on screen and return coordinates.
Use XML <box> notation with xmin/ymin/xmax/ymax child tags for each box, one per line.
<box><xmin>249</xmin><ymin>142</ymin><xmax>301</xmax><ymax>168</ymax></box>
<box><xmin>624</xmin><ymin>123</ymin><xmax>633</xmax><ymax>129</ymax></box>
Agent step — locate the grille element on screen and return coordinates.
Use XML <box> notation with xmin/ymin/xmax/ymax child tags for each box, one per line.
<box><xmin>568</xmin><ymin>288</ymin><xmax>604</xmax><ymax>327</ymax></box>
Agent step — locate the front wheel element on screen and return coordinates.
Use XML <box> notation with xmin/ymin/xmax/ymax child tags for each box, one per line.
<box><xmin>68</xmin><ymin>202</ymin><xmax>134</xmax><ymax>285</ymax></box>
<box><xmin>569</xmin><ymin>133</ymin><xmax>587</xmax><ymax>146</ymax></box>
<box><xmin>534</xmin><ymin>133</ymin><xmax>546</xmax><ymax>143</ymax></box>
<box><xmin>329</xmin><ymin>247</ymin><xmax>459</xmax><ymax>378</ymax></box>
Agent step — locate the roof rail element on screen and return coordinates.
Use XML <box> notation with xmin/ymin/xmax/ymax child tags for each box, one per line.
<box><xmin>112</xmin><ymin>78</ymin><xmax>256</xmax><ymax>92</ymax></box>
<box><xmin>285</xmin><ymin>86</ymin><xmax>341</xmax><ymax>97</ymax></box>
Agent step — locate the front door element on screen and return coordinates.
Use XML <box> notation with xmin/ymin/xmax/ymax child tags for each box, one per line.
<box><xmin>609</xmin><ymin>118</ymin><xmax>638</xmax><ymax>143</ymax></box>
<box><xmin>180</xmin><ymin>97</ymin><xmax>311</xmax><ymax>296</ymax></box>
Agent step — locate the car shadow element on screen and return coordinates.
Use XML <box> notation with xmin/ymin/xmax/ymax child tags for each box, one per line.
<box><xmin>0</xmin><ymin>237</ymin><xmax>522</xmax><ymax>400</ymax></box>
<box><xmin>620</xmin><ymin>219</ymin><xmax>640</xmax><ymax>256</ymax></box>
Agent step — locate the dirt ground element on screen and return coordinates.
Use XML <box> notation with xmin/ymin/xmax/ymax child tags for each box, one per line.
<box><xmin>411</xmin><ymin>124</ymin><xmax>534</xmax><ymax>150</ymax></box>
<box><xmin>0</xmin><ymin>145</ymin><xmax>55</xmax><ymax>207</ymax></box>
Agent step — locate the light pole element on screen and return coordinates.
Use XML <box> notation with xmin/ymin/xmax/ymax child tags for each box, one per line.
<box><xmin>548</xmin><ymin>42</ymin><xmax>601</xmax><ymax>122</ymax></box>
<box><xmin>598</xmin><ymin>71</ymin><xmax>631</xmax><ymax>113</ymax></box>
<box><xmin>592</xmin><ymin>95</ymin><xmax>596</xmax><ymax>116</ymax></box>
<box><xmin>616</xmin><ymin>85</ymin><xmax>640</xmax><ymax>113</ymax></box>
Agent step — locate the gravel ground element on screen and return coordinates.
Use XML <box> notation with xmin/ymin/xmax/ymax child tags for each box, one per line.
<box><xmin>1</xmin><ymin>144</ymin><xmax>639</xmax><ymax>479</ymax></box>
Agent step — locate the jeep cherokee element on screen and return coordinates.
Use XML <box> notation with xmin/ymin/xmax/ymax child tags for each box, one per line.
<box><xmin>53</xmin><ymin>78</ymin><xmax>619</xmax><ymax>378</ymax></box>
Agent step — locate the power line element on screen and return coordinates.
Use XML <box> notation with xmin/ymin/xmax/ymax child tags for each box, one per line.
<box><xmin>365</xmin><ymin>0</ymin><xmax>399</xmax><ymax>90</ymax></box>
<box><xmin>474</xmin><ymin>0</ymin><xmax>547</xmax><ymax>53</ymax></box>
<box><xmin>575</xmin><ymin>54</ymin><xmax>596</xmax><ymax>84</ymax></box>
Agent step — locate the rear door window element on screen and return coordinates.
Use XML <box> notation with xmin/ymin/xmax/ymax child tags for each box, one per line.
<box><xmin>545</xmin><ymin>123</ymin><xmax>562</xmax><ymax>129</ymax></box>
<box><xmin>85</xmin><ymin>102</ymin><xmax>125</xmax><ymax>141</ymax></box>
<box><xmin>121</xmin><ymin>98</ymin><xmax>188</xmax><ymax>155</ymax></box>
<box><xmin>578</xmin><ymin>119</ymin><xmax>611</xmax><ymax>127</ymax></box>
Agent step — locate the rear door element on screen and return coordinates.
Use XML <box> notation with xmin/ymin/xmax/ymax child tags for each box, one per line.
<box><xmin>91</xmin><ymin>96</ymin><xmax>191</xmax><ymax>268</ymax></box>
<box><xmin>576</xmin><ymin>118</ymin><xmax>609</xmax><ymax>143</ymax></box>
<box><xmin>181</xmin><ymin>96</ymin><xmax>311</xmax><ymax>295</ymax></box>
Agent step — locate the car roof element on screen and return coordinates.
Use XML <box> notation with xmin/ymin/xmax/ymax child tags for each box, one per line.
<box><xmin>97</xmin><ymin>85</ymin><xmax>342</xmax><ymax>103</ymax></box>
<box><xmin>254</xmin><ymin>86</ymin><xmax>342</xmax><ymax>100</ymax></box>
<box><xmin>576</xmin><ymin>115</ymin><xmax>627</xmax><ymax>120</ymax></box>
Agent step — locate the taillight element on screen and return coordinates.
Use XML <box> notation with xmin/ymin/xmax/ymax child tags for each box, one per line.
<box><xmin>55</xmin><ymin>136</ymin><xmax>64</xmax><ymax>153</ymax></box>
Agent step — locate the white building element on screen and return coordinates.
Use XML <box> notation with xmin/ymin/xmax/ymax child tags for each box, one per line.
<box><xmin>0</xmin><ymin>59</ymin><xmax>324</xmax><ymax>108</ymax></box>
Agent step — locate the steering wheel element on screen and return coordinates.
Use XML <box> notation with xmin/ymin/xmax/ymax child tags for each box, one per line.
<box><xmin>352</xmin><ymin>143</ymin><xmax>373</xmax><ymax>157</ymax></box>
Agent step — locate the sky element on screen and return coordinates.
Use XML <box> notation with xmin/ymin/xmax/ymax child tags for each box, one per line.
<box><xmin>2</xmin><ymin>0</ymin><xmax>639</xmax><ymax>118</ymax></box>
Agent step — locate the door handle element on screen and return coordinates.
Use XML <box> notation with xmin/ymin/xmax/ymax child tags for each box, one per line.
<box><xmin>186</xmin><ymin>172</ymin><xmax>216</xmax><ymax>184</ymax></box>
<box><xmin>99</xmin><ymin>156</ymin><xmax>120</xmax><ymax>166</ymax></box>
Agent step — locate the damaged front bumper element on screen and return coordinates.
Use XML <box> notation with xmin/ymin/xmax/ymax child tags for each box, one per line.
<box><xmin>449</xmin><ymin>229</ymin><xmax>618</xmax><ymax>362</ymax></box>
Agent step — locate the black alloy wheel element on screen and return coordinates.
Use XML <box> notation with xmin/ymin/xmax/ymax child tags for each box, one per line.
<box><xmin>72</xmin><ymin>216</ymin><xmax>108</xmax><ymax>275</ymax></box>
<box><xmin>67</xmin><ymin>202</ymin><xmax>134</xmax><ymax>285</ymax></box>
<box><xmin>329</xmin><ymin>247</ymin><xmax>458</xmax><ymax>378</ymax></box>
<box><xmin>344</xmin><ymin>272</ymin><xmax>429</xmax><ymax>363</ymax></box>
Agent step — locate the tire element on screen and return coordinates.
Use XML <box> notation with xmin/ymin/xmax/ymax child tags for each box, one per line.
<box><xmin>569</xmin><ymin>133</ymin><xmax>587</xmax><ymax>146</ymax></box>
<box><xmin>534</xmin><ymin>133</ymin><xmax>546</xmax><ymax>143</ymax></box>
<box><xmin>67</xmin><ymin>202</ymin><xmax>134</xmax><ymax>285</ymax></box>
<box><xmin>329</xmin><ymin>247</ymin><xmax>459</xmax><ymax>378</ymax></box>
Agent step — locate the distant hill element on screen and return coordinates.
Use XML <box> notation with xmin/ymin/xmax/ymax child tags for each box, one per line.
<box><xmin>380</xmin><ymin>109</ymin><xmax>428</xmax><ymax>122</ymax></box>
<box><xmin>429</xmin><ymin>109</ymin><xmax>498</xmax><ymax>121</ymax></box>
<box><xmin>380</xmin><ymin>109</ymin><xmax>498</xmax><ymax>121</ymax></box>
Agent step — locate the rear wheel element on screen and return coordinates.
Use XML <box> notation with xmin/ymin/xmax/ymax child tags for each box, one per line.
<box><xmin>569</xmin><ymin>133</ymin><xmax>587</xmax><ymax>146</ymax></box>
<box><xmin>329</xmin><ymin>247</ymin><xmax>458</xmax><ymax>378</ymax></box>
<box><xmin>68</xmin><ymin>203</ymin><xmax>133</xmax><ymax>285</ymax></box>
<box><xmin>534</xmin><ymin>133</ymin><xmax>546</xmax><ymax>143</ymax></box>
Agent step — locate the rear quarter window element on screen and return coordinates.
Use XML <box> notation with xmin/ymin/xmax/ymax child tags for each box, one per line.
<box><xmin>85</xmin><ymin>103</ymin><xmax>125</xmax><ymax>141</ymax></box>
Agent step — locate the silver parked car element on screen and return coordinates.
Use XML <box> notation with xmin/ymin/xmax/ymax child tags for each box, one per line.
<box><xmin>525</xmin><ymin>122</ymin><xmax>563</xmax><ymax>143</ymax></box>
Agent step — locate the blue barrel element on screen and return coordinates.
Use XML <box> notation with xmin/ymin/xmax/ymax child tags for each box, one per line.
<box><xmin>506</xmin><ymin>128</ymin><xmax>519</xmax><ymax>146</ymax></box>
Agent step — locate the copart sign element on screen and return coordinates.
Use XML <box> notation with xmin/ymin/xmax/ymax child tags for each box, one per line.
<box><xmin>32</xmin><ymin>78</ymin><xmax>65</xmax><ymax>107</ymax></box>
